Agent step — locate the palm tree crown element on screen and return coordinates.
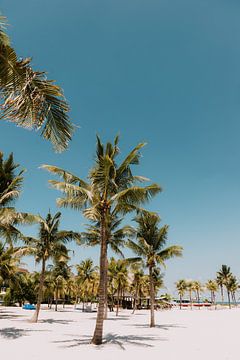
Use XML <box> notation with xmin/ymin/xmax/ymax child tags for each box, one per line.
<box><xmin>42</xmin><ymin>136</ymin><xmax>161</xmax><ymax>344</ymax></box>
<box><xmin>128</xmin><ymin>211</ymin><xmax>183</xmax><ymax>327</ymax></box>
<box><xmin>0</xmin><ymin>16</ymin><xmax>73</xmax><ymax>152</ymax></box>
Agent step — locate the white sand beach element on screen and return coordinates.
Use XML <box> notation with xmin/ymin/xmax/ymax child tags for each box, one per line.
<box><xmin>0</xmin><ymin>306</ymin><xmax>238</xmax><ymax>360</ymax></box>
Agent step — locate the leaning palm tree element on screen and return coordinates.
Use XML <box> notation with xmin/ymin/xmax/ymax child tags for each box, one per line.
<box><xmin>206</xmin><ymin>280</ymin><xmax>218</xmax><ymax>309</ymax></box>
<box><xmin>175</xmin><ymin>279</ymin><xmax>187</xmax><ymax>310</ymax></box>
<box><xmin>24</xmin><ymin>211</ymin><xmax>80</xmax><ymax>322</ymax></box>
<box><xmin>42</xmin><ymin>136</ymin><xmax>161</xmax><ymax>344</ymax></box>
<box><xmin>0</xmin><ymin>16</ymin><xmax>73</xmax><ymax>152</ymax></box>
<box><xmin>127</xmin><ymin>211</ymin><xmax>183</xmax><ymax>327</ymax></box>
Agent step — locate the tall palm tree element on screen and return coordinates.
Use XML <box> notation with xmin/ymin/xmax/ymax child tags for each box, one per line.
<box><xmin>82</xmin><ymin>214</ymin><xmax>131</xmax><ymax>318</ymax></box>
<box><xmin>217</xmin><ymin>265</ymin><xmax>232</xmax><ymax>309</ymax></box>
<box><xmin>206</xmin><ymin>280</ymin><xmax>218</xmax><ymax>309</ymax></box>
<box><xmin>24</xmin><ymin>211</ymin><xmax>80</xmax><ymax>322</ymax></box>
<box><xmin>127</xmin><ymin>211</ymin><xmax>183</xmax><ymax>327</ymax></box>
<box><xmin>0</xmin><ymin>16</ymin><xmax>73</xmax><ymax>152</ymax></box>
<box><xmin>42</xmin><ymin>136</ymin><xmax>161</xmax><ymax>344</ymax></box>
<box><xmin>175</xmin><ymin>279</ymin><xmax>187</xmax><ymax>309</ymax></box>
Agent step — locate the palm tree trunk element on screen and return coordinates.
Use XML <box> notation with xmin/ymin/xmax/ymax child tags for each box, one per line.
<box><xmin>55</xmin><ymin>288</ymin><xmax>58</xmax><ymax>311</ymax></box>
<box><xmin>197</xmin><ymin>290</ymin><xmax>200</xmax><ymax>310</ymax></box>
<box><xmin>30</xmin><ymin>258</ymin><xmax>45</xmax><ymax>323</ymax></box>
<box><xmin>149</xmin><ymin>266</ymin><xmax>155</xmax><ymax>327</ymax></box>
<box><xmin>91</xmin><ymin>208</ymin><xmax>108</xmax><ymax>345</ymax></box>
<box><xmin>179</xmin><ymin>294</ymin><xmax>182</xmax><ymax>310</ymax></box>
<box><xmin>132</xmin><ymin>283</ymin><xmax>138</xmax><ymax>314</ymax></box>
<box><xmin>189</xmin><ymin>290</ymin><xmax>192</xmax><ymax>310</ymax></box>
<box><xmin>104</xmin><ymin>257</ymin><xmax>108</xmax><ymax>319</ymax></box>
<box><xmin>116</xmin><ymin>286</ymin><xmax>120</xmax><ymax>316</ymax></box>
<box><xmin>213</xmin><ymin>291</ymin><xmax>217</xmax><ymax>310</ymax></box>
<box><xmin>227</xmin><ymin>290</ymin><xmax>231</xmax><ymax>309</ymax></box>
<box><xmin>220</xmin><ymin>285</ymin><xmax>224</xmax><ymax>304</ymax></box>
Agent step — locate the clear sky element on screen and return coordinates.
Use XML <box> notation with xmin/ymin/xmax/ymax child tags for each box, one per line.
<box><xmin>1</xmin><ymin>0</ymin><xmax>240</xmax><ymax>295</ymax></box>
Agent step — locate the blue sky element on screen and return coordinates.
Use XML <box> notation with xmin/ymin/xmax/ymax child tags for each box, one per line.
<box><xmin>1</xmin><ymin>0</ymin><xmax>240</xmax><ymax>294</ymax></box>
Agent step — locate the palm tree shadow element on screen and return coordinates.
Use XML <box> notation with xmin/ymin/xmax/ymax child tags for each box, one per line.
<box><xmin>0</xmin><ymin>327</ymin><xmax>49</xmax><ymax>339</ymax></box>
<box><xmin>40</xmin><ymin>319</ymin><xmax>74</xmax><ymax>325</ymax></box>
<box><xmin>129</xmin><ymin>323</ymin><xmax>185</xmax><ymax>330</ymax></box>
<box><xmin>53</xmin><ymin>332</ymin><xmax>166</xmax><ymax>350</ymax></box>
<box><xmin>0</xmin><ymin>309</ymin><xmax>25</xmax><ymax>320</ymax></box>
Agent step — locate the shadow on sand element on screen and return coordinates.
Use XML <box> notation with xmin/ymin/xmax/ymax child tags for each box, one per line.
<box><xmin>40</xmin><ymin>319</ymin><xmax>74</xmax><ymax>325</ymax></box>
<box><xmin>0</xmin><ymin>327</ymin><xmax>49</xmax><ymax>340</ymax></box>
<box><xmin>127</xmin><ymin>323</ymin><xmax>185</xmax><ymax>330</ymax></box>
<box><xmin>0</xmin><ymin>309</ymin><xmax>24</xmax><ymax>320</ymax></box>
<box><xmin>53</xmin><ymin>332</ymin><xmax>167</xmax><ymax>350</ymax></box>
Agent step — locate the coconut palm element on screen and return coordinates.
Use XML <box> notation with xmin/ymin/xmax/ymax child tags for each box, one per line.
<box><xmin>51</xmin><ymin>260</ymin><xmax>71</xmax><ymax>310</ymax></box>
<box><xmin>0</xmin><ymin>16</ymin><xmax>73</xmax><ymax>152</ymax></box>
<box><xmin>76</xmin><ymin>258</ymin><xmax>98</xmax><ymax>311</ymax></box>
<box><xmin>0</xmin><ymin>242</ymin><xmax>22</xmax><ymax>285</ymax></box>
<box><xmin>111</xmin><ymin>259</ymin><xmax>129</xmax><ymax>316</ymax></box>
<box><xmin>42</xmin><ymin>136</ymin><xmax>161</xmax><ymax>344</ymax></box>
<box><xmin>0</xmin><ymin>152</ymin><xmax>36</xmax><ymax>244</ymax></box>
<box><xmin>175</xmin><ymin>279</ymin><xmax>187</xmax><ymax>309</ymax></box>
<box><xmin>226</xmin><ymin>275</ymin><xmax>238</xmax><ymax>307</ymax></box>
<box><xmin>186</xmin><ymin>281</ymin><xmax>195</xmax><ymax>309</ymax></box>
<box><xmin>127</xmin><ymin>211</ymin><xmax>183</xmax><ymax>327</ymax></box>
<box><xmin>217</xmin><ymin>265</ymin><xmax>232</xmax><ymax>308</ymax></box>
<box><xmin>206</xmin><ymin>280</ymin><xmax>218</xmax><ymax>309</ymax></box>
<box><xmin>82</xmin><ymin>214</ymin><xmax>132</xmax><ymax>317</ymax></box>
<box><xmin>24</xmin><ymin>211</ymin><xmax>80</xmax><ymax>322</ymax></box>
<box><xmin>193</xmin><ymin>281</ymin><xmax>203</xmax><ymax>309</ymax></box>
<box><xmin>130</xmin><ymin>263</ymin><xmax>145</xmax><ymax>314</ymax></box>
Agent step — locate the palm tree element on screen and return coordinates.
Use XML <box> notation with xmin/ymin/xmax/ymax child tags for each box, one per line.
<box><xmin>127</xmin><ymin>211</ymin><xmax>183</xmax><ymax>327</ymax></box>
<box><xmin>206</xmin><ymin>280</ymin><xmax>218</xmax><ymax>309</ymax></box>
<box><xmin>130</xmin><ymin>263</ymin><xmax>145</xmax><ymax>314</ymax></box>
<box><xmin>0</xmin><ymin>152</ymin><xmax>36</xmax><ymax>244</ymax></box>
<box><xmin>227</xmin><ymin>275</ymin><xmax>238</xmax><ymax>307</ymax></box>
<box><xmin>82</xmin><ymin>214</ymin><xmax>131</xmax><ymax>318</ymax></box>
<box><xmin>51</xmin><ymin>260</ymin><xmax>71</xmax><ymax>311</ymax></box>
<box><xmin>193</xmin><ymin>281</ymin><xmax>203</xmax><ymax>309</ymax></box>
<box><xmin>186</xmin><ymin>281</ymin><xmax>195</xmax><ymax>309</ymax></box>
<box><xmin>0</xmin><ymin>242</ymin><xmax>22</xmax><ymax>285</ymax></box>
<box><xmin>175</xmin><ymin>279</ymin><xmax>187</xmax><ymax>309</ymax></box>
<box><xmin>42</xmin><ymin>136</ymin><xmax>161</xmax><ymax>344</ymax></box>
<box><xmin>217</xmin><ymin>265</ymin><xmax>232</xmax><ymax>309</ymax></box>
<box><xmin>76</xmin><ymin>258</ymin><xmax>98</xmax><ymax>311</ymax></box>
<box><xmin>24</xmin><ymin>211</ymin><xmax>80</xmax><ymax>322</ymax></box>
<box><xmin>0</xmin><ymin>16</ymin><xmax>73</xmax><ymax>152</ymax></box>
<box><xmin>112</xmin><ymin>259</ymin><xmax>129</xmax><ymax>316</ymax></box>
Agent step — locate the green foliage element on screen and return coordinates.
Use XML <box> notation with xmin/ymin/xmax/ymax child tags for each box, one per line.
<box><xmin>0</xmin><ymin>15</ymin><xmax>73</xmax><ymax>151</ymax></box>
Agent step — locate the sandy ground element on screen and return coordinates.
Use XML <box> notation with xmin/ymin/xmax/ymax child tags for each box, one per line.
<box><xmin>0</xmin><ymin>305</ymin><xmax>238</xmax><ymax>360</ymax></box>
